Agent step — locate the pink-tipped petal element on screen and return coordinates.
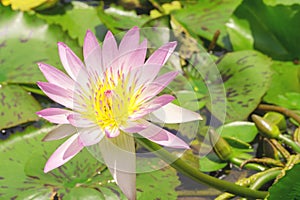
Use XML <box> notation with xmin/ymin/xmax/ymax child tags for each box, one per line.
<box><xmin>102</xmin><ymin>31</ymin><xmax>118</xmax><ymax>70</ymax></box>
<box><xmin>38</xmin><ymin>63</ymin><xmax>74</xmax><ymax>91</ymax></box>
<box><xmin>37</xmin><ymin>82</ymin><xmax>73</xmax><ymax>109</ymax></box>
<box><xmin>63</xmin><ymin>136</ymin><xmax>84</xmax><ymax>159</ymax></box>
<box><xmin>83</xmin><ymin>30</ymin><xmax>99</xmax><ymax>60</ymax></box>
<box><xmin>119</xmin><ymin>26</ymin><xmax>140</xmax><ymax>55</ymax></box>
<box><xmin>42</xmin><ymin>124</ymin><xmax>77</xmax><ymax>141</ymax></box>
<box><xmin>98</xmin><ymin>133</ymin><xmax>136</xmax><ymax>200</ymax></box>
<box><xmin>78</xmin><ymin>126</ymin><xmax>105</xmax><ymax>146</ymax></box>
<box><xmin>131</xmin><ymin>94</ymin><xmax>175</xmax><ymax>119</ymax></box>
<box><xmin>44</xmin><ymin>134</ymin><xmax>84</xmax><ymax>173</ymax></box>
<box><xmin>67</xmin><ymin>113</ymin><xmax>95</xmax><ymax>128</ymax></box>
<box><xmin>138</xmin><ymin>71</ymin><xmax>179</xmax><ymax>103</ymax></box>
<box><xmin>146</xmin><ymin>41</ymin><xmax>177</xmax><ymax>66</ymax></box>
<box><xmin>83</xmin><ymin>30</ymin><xmax>103</xmax><ymax>75</ymax></box>
<box><xmin>138</xmin><ymin>120</ymin><xmax>190</xmax><ymax>149</ymax></box>
<box><xmin>37</xmin><ymin>108</ymin><xmax>73</xmax><ymax>124</ymax></box>
<box><xmin>120</xmin><ymin>120</ymin><xmax>148</xmax><ymax>133</ymax></box>
<box><xmin>58</xmin><ymin>42</ymin><xmax>85</xmax><ymax>80</ymax></box>
<box><xmin>122</xmin><ymin>39</ymin><xmax>148</xmax><ymax>74</ymax></box>
<box><xmin>150</xmin><ymin>103</ymin><xmax>202</xmax><ymax>124</ymax></box>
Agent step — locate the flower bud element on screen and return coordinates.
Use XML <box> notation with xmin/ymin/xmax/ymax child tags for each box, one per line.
<box><xmin>252</xmin><ymin>114</ymin><xmax>280</xmax><ymax>139</ymax></box>
<box><xmin>209</xmin><ymin>129</ymin><xmax>232</xmax><ymax>161</ymax></box>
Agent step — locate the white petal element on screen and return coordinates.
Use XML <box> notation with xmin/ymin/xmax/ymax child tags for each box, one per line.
<box><xmin>42</xmin><ymin>124</ymin><xmax>77</xmax><ymax>141</ymax></box>
<box><xmin>67</xmin><ymin>113</ymin><xmax>95</xmax><ymax>128</ymax></box>
<box><xmin>120</xmin><ymin>120</ymin><xmax>148</xmax><ymax>133</ymax></box>
<box><xmin>78</xmin><ymin>126</ymin><xmax>105</xmax><ymax>146</ymax></box>
<box><xmin>138</xmin><ymin>120</ymin><xmax>190</xmax><ymax>149</ymax></box>
<box><xmin>97</xmin><ymin>133</ymin><xmax>136</xmax><ymax>200</ymax></box>
<box><xmin>149</xmin><ymin>103</ymin><xmax>202</xmax><ymax>123</ymax></box>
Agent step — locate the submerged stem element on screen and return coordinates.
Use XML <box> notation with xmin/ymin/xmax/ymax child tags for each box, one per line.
<box><xmin>136</xmin><ymin>137</ymin><xmax>268</xmax><ymax>199</ymax></box>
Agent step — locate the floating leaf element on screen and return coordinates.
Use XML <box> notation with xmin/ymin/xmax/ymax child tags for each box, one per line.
<box><xmin>173</xmin><ymin>90</ymin><xmax>206</xmax><ymax>111</ymax></box>
<box><xmin>199</xmin><ymin>153</ymin><xmax>227</xmax><ymax>172</ymax></box>
<box><xmin>98</xmin><ymin>5</ymin><xmax>149</xmax><ymax>34</ymax></box>
<box><xmin>230</xmin><ymin>0</ymin><xmax>300</xmax><ymax>60</ymax></box>
<box><xmin>0</xmin><ymin>4</ymin><xmax>80</xmax><ymax>128</ymax></box>
<box><xmin>0</xmin><ymin>124</ymin><xmax>180</xmax><ymax>199</ymax></box>
<box><xmin>263</xmin><ymin>61</ymin><xmax>300</xmax><ymax>108</ymax></box>
<box><xmin>226</xmin><ymin>15</ymin><xmax>254</xmax><ymax>51</ymax></box>
<box><xmin>0</xmin><ymin>4</ymin><xmax>80</xmax><ymax>84</ymax></box>
<box><xmin>171</xmin><ymin>0</ymin><xmax>242</xmax><ymax>48</ymax></box>
<box><xmin>0</xmin><ymin>84</ymin><xmax>40</xmax><ymax>130</ymax></box>
<box><xmin>263</xmin><ymin>0</ymin><xmax>300</xmax><ymax>6</ymax></box>
<box><xmin>136</xmin><ymin>158</ymin><xmax>180</xmax><ymax>200</ymax></box>
<box><xmin>206</xmin><ymin>50</ymin><xmax>272</xmax><ymax>122</ymax></box>
<box><xmin>268</xmin><ymin>163</ymin><xmax>300</xmax><ymax>199</ymax></box>
<box><xmin>37</xmin><ymin>1</ymin><xmax>107</xmax><ymax>46</ymax></box>
<box><xmin>216</xmin><ymin>121</ymin><xmax>258</xmax><ymax>143</ymax></box>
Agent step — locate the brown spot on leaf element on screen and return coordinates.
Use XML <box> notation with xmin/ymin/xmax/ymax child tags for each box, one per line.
<box><xmin>0</xmin><ymin>41</ymin><xmax>6</xmax><ymax>48</ymax></box>
<box><xmin>238</xmin><ymin>65</ymin><xmax>254</xmax><ymax>73</ymax></box>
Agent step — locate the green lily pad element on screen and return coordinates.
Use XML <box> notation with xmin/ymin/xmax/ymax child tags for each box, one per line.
<box><xmin>216</xmin><ymin>121</ymin><xmax>258</xmax><ymax>143</ymax></box>
<box><xmin>199</xmin><ymin>153</ymin><xmax>227</xmax><ymax>172</ymax></box>
<box><xmin>263</xmin><ymin>61</ymin><xmax>300</xmax><ymax>108</ymax></box>
<box><xmin>171</xmin><ymin>0</ymin><xmax>242</xmax><ymax>48</ymax></box>
<box><xmin>97</xmin><ymin>4</ymin><xmax>149</xmax><ymax>34</ymax></box>
<box><xmin>226</xmin><ymin>15</ymin><xmax>254</xmax><ymax>51</ymax></box>
<box><xmin>0</xmin><ymin>124</ymin><xmax>180</xmax><ymax>199</ymax></box>
<box><xmin>136</xmin><ymin>158</ymin><xmax>180</xmax><ymax>200</ymax></box>
<box><xmin>173</xmin><ymin>90</ymin><xmax>206</xmax><ymax>111</ymax></box>
<box><xmin>36</xmin><ymin>1</ymin><xmax>107</xmax><ymax>46</ymax></box>
<box><xmin>206</xmin><ymin>50</ymin><xmax>272</xmax><ymax>122</ymax></box>
<box><xmin>0</xmin><ymin>4</ymin><xmax>80</xmax><ymax>84</ymax></box>
<box><xmin>0</xmin><ymin>84</ymin><xmax>40</xmax><ymax>130</ymax></box>
<box><xmin>223</xmin><ymin>136</ymin><xmax>253</xmax><ymax>153</ymax></box>
<box><xmin>230</xmin><ymin>0</ymin><xmax>300</xmax><ymax>60</ymax></box>
<box><xmin>268</xmin><ymin>163</ymin><xmax>300</xmax><ymax>200</ymax></box>
<box><xmin>263</xmin><ymin>0</ymin><xmax>300</xmax><ymax>6</ymax></box>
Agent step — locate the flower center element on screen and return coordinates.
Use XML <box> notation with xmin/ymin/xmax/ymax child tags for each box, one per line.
<box><xmin>87</xmin><ymin>68</ymin><xmax>143</xmax><ymax>130</ymax></box>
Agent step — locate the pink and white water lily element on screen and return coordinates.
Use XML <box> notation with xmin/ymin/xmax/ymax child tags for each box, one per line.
<box><xmin>37</xmin><ymin>27</ymin><xmax>201</xmax><ymax>200</ymax></box>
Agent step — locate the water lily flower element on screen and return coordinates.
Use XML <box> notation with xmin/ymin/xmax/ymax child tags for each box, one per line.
<box><xmin>37</xmin><ymin>27</ymin><xmax>201</xmax><ymax>200</ymax></box>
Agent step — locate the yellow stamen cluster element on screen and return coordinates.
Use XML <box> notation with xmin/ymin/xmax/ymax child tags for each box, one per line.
<box><xmin>83</xmin><ymin>68</ymin><xmax>144</xmax><ymax>130</ymax></box>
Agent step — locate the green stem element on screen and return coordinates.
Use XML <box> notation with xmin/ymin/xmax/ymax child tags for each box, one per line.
<box><xmin>278</xmin><ymin>134</ymin><xmax>300</xmax><ymax>153</ymax></box>
<box><xmin>136</xmin><ymin>137</ymin><xmax>268</xmax><ymax>199</ymax></box>
<box><xmin>250</xmin><ymin>170</ymin><xmax>281</xmax><ymax>190</ymax></box>
<box><xmin>230</xmin><ymin>157</ymin><xmax>268</xmax><ymax>171</ymax></box>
